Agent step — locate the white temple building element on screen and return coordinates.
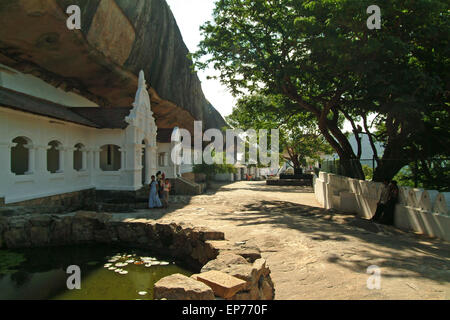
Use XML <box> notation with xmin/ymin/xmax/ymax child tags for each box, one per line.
<box><xmin>0</xmin><ymin>67</ymin><xmax>186</xmax><ymax>204</ymax></box>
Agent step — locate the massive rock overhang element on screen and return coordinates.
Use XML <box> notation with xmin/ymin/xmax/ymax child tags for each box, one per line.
<box><xmin>0</xmin><ymin>0</ymin><xmax>223</xmax><ymax>136</ymax></box>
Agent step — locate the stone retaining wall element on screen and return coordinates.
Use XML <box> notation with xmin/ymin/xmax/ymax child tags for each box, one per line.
<box><xmin>173</xmin><ymin>177</ymin><xmax>205</xmax><ymax>195</ymax></box>
<box><xmin>0</xmin><ymin>211</ymin><xmax>275</xmax><ymax>300</ymax></box>
<box><xmin>0</xmin><ymin>189</ymin><xmax>96</xmax><ymax>213</ymax></box>
<box><xmin>0</xmin><ymin>187</ymin><xmax>199</xmax><ymax>216</ymax></box>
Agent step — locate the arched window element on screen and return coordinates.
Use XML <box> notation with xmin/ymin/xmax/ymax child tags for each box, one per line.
<box><xmin>100</xmin><ymin>144</ymin><xmax>121</xmax><ymax>171</ymax></box>
<box><xmin>47</xmin><ymin>140</ymin><xmax>62</xmax><ymax>173</ymax></box>
<box><xmin>73</xmin><ymin>143</ymin><xmax>86</xmax><ymax>171</ymax></box>
<box><xmin>11</xmin><ymin>136</ymin><xmax>32</xmax><ymax>175</ymax></box>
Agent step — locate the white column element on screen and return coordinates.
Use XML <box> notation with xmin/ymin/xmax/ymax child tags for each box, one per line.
<box><xmin>93</xmin><ymin>148</ymin><xmax>101</xmax><ymax>171</ymax></box>
<box><xmin>66</xmin><ymin>147</ymin><xmax>76</xmax><ymax>172</ymax></box>
<box><xmin>85</xmin><ymin>148</ymin><xmax>95</xmax><ymax>185</ymax></box>
<box><xmin>119</xmin><ymin>148</ymin><xmax>126</xmax><ymax>171</ymax></box>
<box><xmin>122</xmin><ymin>142</ymin><xmax>141</xmax><ymax>190</ymax></box>
<box><xmin>0</xmin><ymin>142</ymin><xmax>13</xmax><ymax>174</ymax></box>
<box><xmin>24</xmin><ymin>144</ymin><xmax>36</xmax><ymax>174</ymax></box>
<box><xmin>149</xmin><ymin>146</ymin><xmax>157</xmax><ymax>177</ymax></box>
<box><xmin>81</xmin><ymin>148</ymin><xmax>87</xmax><ymax>171</ymax></box>
<box><xmin>56</xmin><ymin>146</ymin><xmax>65</xmax><ymax>173</ymax></box>
<box><xmin>35</xmin><ymin>145</ymin><xmax>49</xmax><ymax>174</ymax></box>
<box><xmin>86</xmin><ymin>149</ymin><xmax>93</xmax><ymax>172</ymax></box>
<box><xmin>0</xmin><ymin>142</ymin><xmax>13</xmax><ymax>199</ymax></box>
<box><xmin>144</xmin><ymin>145</ymin><xmax>153</xmax><ymax>184</ymax></box>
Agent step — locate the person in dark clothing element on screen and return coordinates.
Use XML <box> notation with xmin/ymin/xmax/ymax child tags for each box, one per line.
<box><xmin>370</xmin><ymin>179</ymin><xmax>390</xmax><ymax>222</ymax></box>
<box><xmin>156</xmin><ymin>171</ymin><xmax>162</xmax><ymax>198</ymax></box>
<box><xmin>380</xmin><ymin>180</ymin><xmax>399</xmax><ymax>225</ymax></box>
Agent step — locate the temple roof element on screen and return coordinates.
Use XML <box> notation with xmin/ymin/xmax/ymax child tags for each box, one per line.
<box><xmin>71</xmin><ymin>107</ymin><xmax>132</xmax><ymax>129</ymax></box>
<box><xmin>0</xmin><ymin>87</ymin><xmax>174</xmax><ymax>142</ymax></box>
<box><xmin>0</xmin><ymin>86</ymin><xmax>100</xmax><ymax>128</ymax></box>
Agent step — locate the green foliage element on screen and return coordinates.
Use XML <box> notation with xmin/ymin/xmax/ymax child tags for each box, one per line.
<box><xmin>394</xmin><ymin>159</ymin><xmax>450</xmax><ymax>192</ymax></box>
<box><xmin>192</xmin><ymin>162</ymin><xmax>236</xmax><ymax>178</ymax></box>
<box><xmin>192</xmin><ymin>152</ymin><xmax>237</xmax><ymax>180</ymax></box>
<box><xmin>194</xmin><ymin>0</ymin><xmax>449</xmax><ymax>181</ymax></box>
<box><xmin>362</xmin><ymin>165</ymin><xmax>373</xmax><ymax>181</ymax></box>
<box><xmin>226</xmin><ymin>94</ymin><xmax>334</xmax><ymax>169</ymax></box>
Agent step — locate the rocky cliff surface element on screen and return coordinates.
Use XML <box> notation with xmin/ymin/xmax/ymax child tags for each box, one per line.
<box><xmin>0</xmin><ymin>0</ymin><xmax>226</xmax><ymax>132</ymax></box>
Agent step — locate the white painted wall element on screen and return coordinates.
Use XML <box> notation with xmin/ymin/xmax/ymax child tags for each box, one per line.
<box><xmin>214</xmin><ymin>173</ymin><xmax>234</xmax><ymax>182</ymax></box>
<box><xmin>156</xmin><ymin>142</ymin><xmax>178</xmax><ymax>178</ymax></box>
<box><xmin>0</xmin><ymin>107</ymin><xmax>147</xmax><ymax>203</ymax></box>
<box><xmin>313</xmin><ymin>172</ymin><xmax>450</xmax><ymax>241</ymax></box>
<box><xmin>0</xmin><ymin>70</ymin><xmax>162</xmax><ymax>204</ymax></box>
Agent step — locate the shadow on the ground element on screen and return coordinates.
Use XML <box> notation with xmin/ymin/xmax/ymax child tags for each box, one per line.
<box><xmin>133</xmin><ymin>181</ymin><xmax>450</xmax><ymax>284</ymax></box>
<box><xmin>116</xmin><ymin>202</ymin><xmax>191</xmax><ymax>220</ymax></box>
<box><xmin>206</xmin><ymin>181</ymin><xmax>315</xmax><ymax>194</ymax></box>
<box><xmin>216</xmin><ymin>199</ymin><xmax>450</xmax><ymax>283</ymax></box>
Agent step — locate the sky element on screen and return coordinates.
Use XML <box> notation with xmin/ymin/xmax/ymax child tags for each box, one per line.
<box><xmin>165</xmin><ymin>0</ymin><xmax>237</xmax><ymax>118</ymax></box>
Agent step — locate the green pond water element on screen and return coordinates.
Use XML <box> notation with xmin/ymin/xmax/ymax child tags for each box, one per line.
<box><xmin>0</xmin><ymin>245</ymin><xmax>192</xmax><ymax>300</ymax></box>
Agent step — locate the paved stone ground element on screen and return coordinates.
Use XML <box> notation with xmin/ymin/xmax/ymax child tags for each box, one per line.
<box><xmin>117</xmin><ymin>181</ymin><xmax>450</xmax><ymax>300</ymax></box>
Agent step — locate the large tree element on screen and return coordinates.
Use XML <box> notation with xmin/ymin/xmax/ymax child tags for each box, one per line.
<box><xmin>194</xmin><ymin>0</ymin><xmax>449</xmax><ymax>181</ymax></box>
<box><xmin>226</xmin><ymin>94</ymin><xmax>334</xmax><ymax>172</ymax></box>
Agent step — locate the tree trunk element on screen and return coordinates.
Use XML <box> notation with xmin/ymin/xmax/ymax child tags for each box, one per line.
<box><xmin>314</xmin><ymin>107</ymin><xmax>365</xmax><ymax>180</ymax></box>
<box><xmin>372</xmin><ymin>158</ymin><xmax>409</xmax><ymax>182</ymax></box>
<box><xmin>339</xmin><ymin>156</ymin><xmax>365</xmax><ymax>180</ymax></box>
<box><xmin>372</xmin><ymin>127</ymin><xmax>410</xmax><ymax>182</ymax></box>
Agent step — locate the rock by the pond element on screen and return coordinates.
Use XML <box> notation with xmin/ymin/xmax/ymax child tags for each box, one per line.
<box><xmin>200</xmin><ymin>255</ymin><xmax>275</xmax><ymax>300</ymax></box>
<box><xmin>196</xmin><ymin>270</ymin><xmax>247</xmax><ymax>299</ymax></box>
<box><xmin>206</xmin><ymin>240</ymin><xmax>262</xmax><ymax>262</ymax></box>
<box><xmin>201</xmin><ymin>252</ymin><xmax>248</xmax><ymax>272</ymax></box>
<box><xmin>154</xmin><ymin>274</ymin><xmax>215</xmax><ymax>300</ymax></box>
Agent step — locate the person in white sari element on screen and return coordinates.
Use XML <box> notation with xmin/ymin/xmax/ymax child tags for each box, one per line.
<box><xmin>148</xmin><ymin>175</ymin><xmax>162</xmax><ymax>208</ymax></box>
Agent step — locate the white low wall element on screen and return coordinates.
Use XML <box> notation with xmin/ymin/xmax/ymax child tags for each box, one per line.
<box><xmin>214</xmin><ymin>173</ymin><xmax>235</xmax><ymax>182</ymax></box>
<box><xmin>313</xmin><ymin>172</ymin><xmax>450</xmax><ymax>241</ymax></box>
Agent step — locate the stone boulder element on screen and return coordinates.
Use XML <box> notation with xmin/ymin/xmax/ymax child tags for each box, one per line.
<box><xmin>200</xmin><ymin>251</ymin><xmax>275</xmax><ymax>300</ymax></box>
<box><xmin>195</xmin><ymin>270</ymin><xmax>246</xmax><ymax>299</ymax></box>
<box><xmin>154</xmin><ymin>273</ymin><xmax>215</xmax><ymax>300</ymax></box>
<box><xmin>206</xmin><ymin>240</ymin><xmax>262</xmax><ymax>262</ymax></box>
<box><xmin>201</xmin><ymin>252</ymin><xmax>249</xmax><ymax>272</ymax></box>
<box><xmin>226</xmin><ymin>259</ymin><xmax>274</xmax><ymax>300</ymax></box>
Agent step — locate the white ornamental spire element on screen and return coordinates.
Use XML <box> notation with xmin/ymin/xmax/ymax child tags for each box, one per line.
<box><xmin>127</xmin><ymin>70</ymin><xmax>153</xmax><ymax>125</ymax></box>
<box><xmin>138</xmin><ymin>70</ymin><xmax>146</xmax><ymax>89</ymax></box>
<box><xmin>133</xmin><ymin>70</ymin><xmax>146</xmax><ymax>106</ymax></box>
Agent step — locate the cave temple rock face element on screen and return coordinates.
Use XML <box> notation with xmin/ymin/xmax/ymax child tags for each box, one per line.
<box><xmin>0</xmin><ymin>0</ymin><xmax>226</xmax><ymax>134</ymax></box>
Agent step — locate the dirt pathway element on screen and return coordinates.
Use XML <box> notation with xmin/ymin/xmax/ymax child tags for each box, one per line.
<box><xmin>127</xmin><ymin>181</ymin><xmax>450</xmax><ymax>299</ymax></box>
